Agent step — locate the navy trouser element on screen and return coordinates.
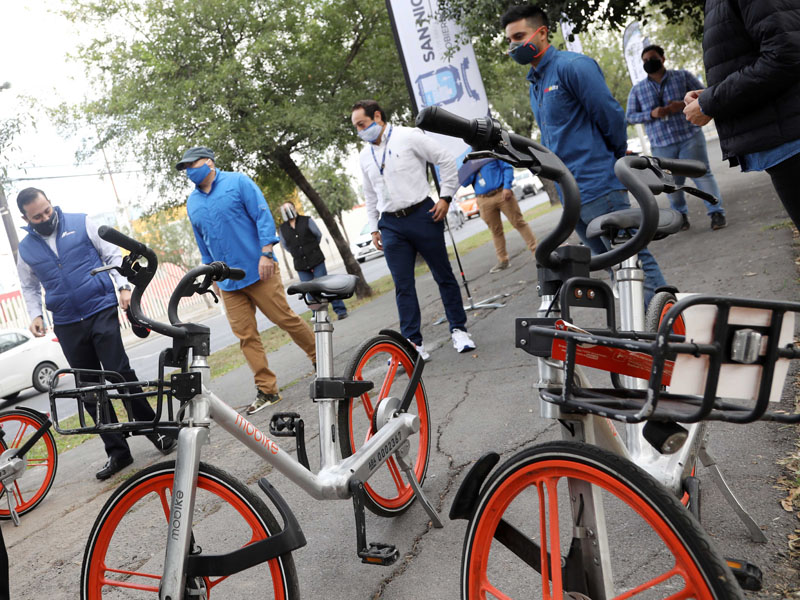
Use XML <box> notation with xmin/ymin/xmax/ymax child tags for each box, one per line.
<box><xmin>297</xmin><ymin>261</ymin><xmax>348</xmax><ymax>317</ymax></box>
<box><xmin>54</xmin><ymin>306</ymin><xmax>155</xmax><ymax>461</ymax></box>
<box><xmin>379</xmin><ymin>198</ymin><xmax>467</xmax><ymax>345</ymax></box>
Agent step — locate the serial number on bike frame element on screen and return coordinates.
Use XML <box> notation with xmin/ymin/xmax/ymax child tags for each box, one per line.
<box><xmin>368</xmin><ymin>431</ymin><xmax>403</xmax><ymax>472</ymax></box>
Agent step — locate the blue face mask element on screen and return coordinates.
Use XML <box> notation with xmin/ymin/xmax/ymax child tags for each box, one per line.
<box><xmin>186</xmin><ymin>163</ymin><xmax>211</xmax><ymax>185</ymax></box>
<box><xmin>358</xmin><ymin>121</ymin><xmax>383</xmax><ymax>143</ymax></box>
<box><xmin>508</xmin><ymin>27</ymin><xmax>547</xmax><ymax>65</ymax></box>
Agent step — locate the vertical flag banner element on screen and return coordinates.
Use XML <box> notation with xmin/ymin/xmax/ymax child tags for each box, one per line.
<box><xmin>622</xmin><ymin>21</ymin><xmax>650</xmax><ymax>84</ymax></box>
<box><xmin>385</xmin><ymin>0</ymin><xmax>489</xmax><ymax>175</ymax></box>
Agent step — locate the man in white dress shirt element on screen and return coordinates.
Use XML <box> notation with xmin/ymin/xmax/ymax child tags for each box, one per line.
<box><xmin>351</xmin><ymin>99</ymin><xmax>476</xmax><ymax>360</ymax></box>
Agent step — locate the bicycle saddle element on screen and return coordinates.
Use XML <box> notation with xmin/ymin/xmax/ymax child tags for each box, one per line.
<box><xmin>287</xmin><ymin>274</ymin><xmax>359</xmax><ymax>301</ymax></box>
<box><xmin>586</xmin><ymin>208</ymin><xmax>683</xmax><ymax>241</ymax></box>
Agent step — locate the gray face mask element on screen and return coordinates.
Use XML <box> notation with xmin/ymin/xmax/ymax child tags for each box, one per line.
<box><xmin>281</xmin><ymin>205</ymin><xmax>298</xmax><ymax>221</ymax></box>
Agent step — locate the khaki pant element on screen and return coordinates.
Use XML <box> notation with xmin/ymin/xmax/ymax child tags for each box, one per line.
<box><xmin>220</xmin><ymin>264</ymin><xmax>315</xmax><ymax>394</ymax></box>
<box><xmin>476</xmin><ymin>188</ymin><xmax>537</xmax><ymax>263</ymax></box>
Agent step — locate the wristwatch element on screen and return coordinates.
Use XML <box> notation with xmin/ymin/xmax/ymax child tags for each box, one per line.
<box><xmin>118</xmin><ymin>284</ymin><xmax>131</xmax><ymax>292</ymax></box>
<box><xmin>441</xmin><ymin>195</ymin><xmax>452</xmax><ymax>204</ymax></box>
<box><xmin>261</xmin><ymin>251</ymin><xmax>276</xmax><ymax>261</ymax></box>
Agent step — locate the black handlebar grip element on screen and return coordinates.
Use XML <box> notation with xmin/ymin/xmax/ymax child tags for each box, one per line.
<box><xmin>654</xmin><ymin>157</ymin><xmax>707</xmax><ymax>178</ymax></box>
<box><xmin>98</xmin><ymin>226</ymin><xmax>149</xmax><ymax>255</ymax></box>
<box><xmin>415</xmin><ymin>106</ymin><xmax>476</xmax><ymax>141</ymax></box>
<box><xmin>228</xmin><ymin>268</ymin><xmax>246</xmax><ymax>281</ymax></box>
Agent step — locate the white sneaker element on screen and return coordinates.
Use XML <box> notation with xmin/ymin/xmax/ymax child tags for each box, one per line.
<box><xmin>451</xmin><ymin>329</ymin><xmax>476</xmax><ymax>353</ymax></box>
<box><xmin>409</xmin><ymin>340</ymin><xmax>431</xmax><ymax>362</ymax></box>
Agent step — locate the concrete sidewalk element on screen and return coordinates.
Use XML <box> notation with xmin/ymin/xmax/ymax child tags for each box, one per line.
<box><xmin>5</xmin><ymin>137</ymin><xmax>800</xmax><ymax>598</ymax></box>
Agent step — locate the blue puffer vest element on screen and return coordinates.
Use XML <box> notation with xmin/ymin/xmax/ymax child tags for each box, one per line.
<box><xmin>18</xmin><ymin>207</ymin><xmax>117</xmax><ymax>325</ymax></box>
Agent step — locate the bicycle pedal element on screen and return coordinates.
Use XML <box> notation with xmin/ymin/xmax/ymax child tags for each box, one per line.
<box><xmin>269</xmin><ymin>412</ymin><xmax>301</xmax><ymax>437</ymax></box>
<box><xmin>358</xmin><ymin>542</ymin><xmax>399</xmax><ymax>566</ymax></box>
<box><xmin>725</xmin><ymin>557</ymin><xmax>762</xmax><ymax>591</ymax></box>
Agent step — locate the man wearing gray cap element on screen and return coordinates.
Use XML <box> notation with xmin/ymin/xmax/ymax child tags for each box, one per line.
<box><xmin>177</xmin><ymin>147</ymin><xmax>316</xmax><ymax>415</ymax></box>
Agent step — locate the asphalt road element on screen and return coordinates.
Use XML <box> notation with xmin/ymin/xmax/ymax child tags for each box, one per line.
<box><xmin>5</xmin><ymin>147</ymin><xmax>800</xmax><ymax>599</ymax></box>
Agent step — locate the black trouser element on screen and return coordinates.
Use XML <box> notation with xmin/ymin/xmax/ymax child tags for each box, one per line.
<box><xmin>54</xmin><ymin>306</ymin><xmax>156</xmax><ymax>461</ymax></box>
<box><xmin>766</xmin><ymin>151</ymin><xmax>800</xmax><ymax>229</ymax></box>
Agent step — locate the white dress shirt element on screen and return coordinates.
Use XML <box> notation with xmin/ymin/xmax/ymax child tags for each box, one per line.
<box><xmin>17</xmin><ymin>216</ymin><xmax>127</xmax><ymax>320</ymax></box>
<box><xmin>358</xmin><ymin>125</ymin><xmax>459</xmax><ymax>233</ymax></box>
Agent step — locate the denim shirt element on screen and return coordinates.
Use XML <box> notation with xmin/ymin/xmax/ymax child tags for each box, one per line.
<box><xmin>527</xmin><ymin>47</ymin><xmax>628</xmax><ymax>204</ymax></box>
<box><xmin>187</xmin><ymin>170</ymin><xmax>280</xmax><ymax>292</ymax></box>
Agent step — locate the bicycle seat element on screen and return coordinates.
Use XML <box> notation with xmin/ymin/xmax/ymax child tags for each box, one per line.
<box><xmin>287</xmin><ymin>274</ymin><xmax>359</xmax><ymax>301</ymax></box>
<box><xmin>586</xmin><ymin>208</ymin><xmax>683</xmax><ymax>241</ymax></box>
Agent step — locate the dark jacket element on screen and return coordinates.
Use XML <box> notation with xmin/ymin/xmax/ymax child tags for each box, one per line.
<box><xmin>279</xmin><ymin>216</ymin><xmax>325</xmax><ymax>272</ymax></box>
<box><xmin>18</xmin><ymin>207</ymin><xmax>117</xmax><ymax>325</ymax></box>
<box><xmin>700</xmin><ymin>0</ymin><xmax>800</xmax><ymax>161</ymax></box>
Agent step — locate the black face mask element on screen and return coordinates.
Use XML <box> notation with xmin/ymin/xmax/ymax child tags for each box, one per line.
<box><xmin>643</xmin><ymin>58</ymin><xmax>663</xmax><ymax>74</ymax></box>
<box><xmin>31</xmin><ymin>210</ymin><xmax>58</xmax><ymax>236</ymax></box>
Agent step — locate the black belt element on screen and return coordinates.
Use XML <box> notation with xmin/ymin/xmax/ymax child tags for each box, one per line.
<box><xmin>382</xmin><ymin>197</ymin><xmax>431</xmax><ymax>218</ymax></box>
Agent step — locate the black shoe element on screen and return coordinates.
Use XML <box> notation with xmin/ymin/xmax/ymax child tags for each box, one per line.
<box><xmin>337</xmin><ymin>312</ymin><xmax>348</xmax><ymax>320</ymax></box>
<box><xmin>710</xmin><ymin>212</ymin><xmax>727</xmax><ymax>230</ymax></box>
<box><xmin>680</xmin><ymin>214</ymin><xmax>691</xmax><ymax>231</ymax></box>
<box><xmin>96</xmin><ymin>454</ymin><xmax>134</xmax><ymax>480</ymax></box>
<box><xmin>148</xmin><ymin>433</ymin><xmax>177</xmax><ymax>455</ymax></box>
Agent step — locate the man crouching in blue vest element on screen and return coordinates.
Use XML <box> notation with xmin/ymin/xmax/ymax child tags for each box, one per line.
<box><xmin>15</xmin><ymin>188</ymin><xmax>176</xmax><ymax>481</ymax></box>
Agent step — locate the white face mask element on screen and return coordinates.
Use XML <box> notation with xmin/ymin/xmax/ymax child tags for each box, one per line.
<box><xmin>280</xmin><ymin>205</ymin><xmax>297</xmax><ymax>221</ymax></box>
<box><xmin>357</xmin><ymin>121</ymin><xmax>382</xmax><ymax>143</ymax></box>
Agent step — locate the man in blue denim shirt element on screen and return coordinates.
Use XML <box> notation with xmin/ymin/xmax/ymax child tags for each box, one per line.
<box><xmin>501</xmin><ymin>4</ymin><xmax>667</xmax><ymax>303</ymax></box>
<box><xmin>463</xmin><ymin>159</ymin><xmax>538</xmax><ymax>273</ymax></box>
<box><xmin>627</xmin><ymin>45</ymin><xmax>726</xmax><ymax>231</ymax></box>
<box><xmin>178</xmin><ymin>146</ymin><xmax>316</xmax><ymax>415</ymax></box>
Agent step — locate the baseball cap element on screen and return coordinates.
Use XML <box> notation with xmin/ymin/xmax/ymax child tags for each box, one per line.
<box><xmin>176</xmin><ymin>146</ymin><xmax>215</xmax><ymax>171</ymax></box>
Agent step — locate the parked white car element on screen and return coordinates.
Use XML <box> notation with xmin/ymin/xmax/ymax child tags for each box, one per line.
<box><xmin>351</xmin><ymin>223</ymin><xmax>384</xmax><ymax>263</ymax></box>
<box><xmin>512</xmin><ymin>170</ymin><xmax>544</xmax><ymax>200</ymax></box>
<box><xmin>0</xmin><ymin>328</ymin><xmax>68</xmax><ymax>399</ymax></box>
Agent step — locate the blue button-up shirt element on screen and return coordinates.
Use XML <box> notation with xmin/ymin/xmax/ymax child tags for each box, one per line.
<box><xmin>741</xmin><ymin>138</ymin><xmax>800</xmax><ymax>172</ymax></box>
<box><xmin>186</xmin><ymin>170</ymin><xmax>280</xmax><ymax>292</ymax></box>
<box><xmin>464</xmin><ymin>159</ymin><xmax>514</xmax><ymax>195</ymax></box>
<box><xmin>626</xmin><ymin>69</ymin><xmax>706</xmax><ymax>148</ymax></box>
<box><xmin>527</xmin><ymin>47</ymin><xmax>628</xmax><ymax>205</ymax></box>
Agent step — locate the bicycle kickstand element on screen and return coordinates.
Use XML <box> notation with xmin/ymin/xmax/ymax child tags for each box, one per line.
<box><xmin>394</xmin><ymin>451</ymin><xmax>443</xmax><ymax>529</ymax></box>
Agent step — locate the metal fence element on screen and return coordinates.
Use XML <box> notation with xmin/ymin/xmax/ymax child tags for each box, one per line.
<box><xmin>0</xmin><ymin>262</ymin><xmax>207</xmax><ymax>332</ymax></box>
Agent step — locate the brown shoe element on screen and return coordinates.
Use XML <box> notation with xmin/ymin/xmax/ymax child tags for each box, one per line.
<box><xmin>247</xmin><ymin>390</ymin><xmax>281</xmax><ymax>415</ymax></box>
<box><xmin>489</xmin><ymin>261</ymin><xmax>509</xmax><ymax>274</ymax></box>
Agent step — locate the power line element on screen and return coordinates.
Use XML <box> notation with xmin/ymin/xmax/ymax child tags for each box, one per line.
<box><xmin>8</xmin><ymin>169</ymin><xmax>145</xmax><ymax>182</ymax></box>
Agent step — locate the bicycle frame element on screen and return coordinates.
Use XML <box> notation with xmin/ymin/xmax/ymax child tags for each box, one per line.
<box><xmin>159</xmin><ymin>305</ymin><xmax>422</xmax><ymax>599</ymax></box>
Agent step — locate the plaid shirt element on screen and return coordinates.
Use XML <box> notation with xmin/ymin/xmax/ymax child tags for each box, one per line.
<box><xmin>626</xmin><ymin>69</ymin><xmax>705</xmax><ymax>148</ymax></box>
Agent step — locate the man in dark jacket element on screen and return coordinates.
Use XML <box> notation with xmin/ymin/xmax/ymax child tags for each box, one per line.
<box><xmin>684</xmin><ymin>0</ymin><xmax>800</xmax><ymax>227</ymax></box>
<box><xmin>16</xmin><ymin>188</ymin><xmax>175</xmax><ymax>480</ymax></box>
<box><xmin>278</xmin><ymin>203</ymin><xmax>347</xmax><ymax>320</ymax></box>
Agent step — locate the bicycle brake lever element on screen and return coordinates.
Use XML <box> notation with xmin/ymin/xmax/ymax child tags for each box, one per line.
<box><xmin>90</xmin><ymin>264</ymin><xmax>123</xmax><ymax>276</ymax></box>
<box><xmin>195</xmin><ymin>273</ymin><xmax>219</xmax><ymax>304</ymax></box>
<box><xmin>682</xmin><ymin>186</ymin><xmax>719</xmax><ymax>205</ymax></box>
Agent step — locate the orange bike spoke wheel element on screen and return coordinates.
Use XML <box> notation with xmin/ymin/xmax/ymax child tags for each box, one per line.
<box><xmin>82</xmin><ymin>462</ymin><xmax>298</xmax><ymax>599</ymax></box>
<box><xmin>462</xmin><ymin>442</ymin><xmax>742</xmax><ymax>600</ymax></box>
<box><xmin>339</xmin><ymin>336</ymin><xmax>430</xmax><ymax>517</ymax></box>
<box><xmin>0</xmin><ymin>411</ymin><xmax>58</xmax><ymax>518</ymax></box>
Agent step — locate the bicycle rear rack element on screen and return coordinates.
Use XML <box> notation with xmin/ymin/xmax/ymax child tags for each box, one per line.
<box><xmin>517</xmin><ymin>288</ymin><xmax>800</xmax><ymax>424</ymax></box>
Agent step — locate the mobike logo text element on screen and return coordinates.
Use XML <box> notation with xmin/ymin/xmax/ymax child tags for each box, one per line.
<box><xmin>235</xmin><ymin>414</ymin><xmax>280</xmax><ymax>455</ymax></box>
<box><xmin>171</xmin><ymin>490</ymin><xmax>184</xmax><ymax>541</ymax></box>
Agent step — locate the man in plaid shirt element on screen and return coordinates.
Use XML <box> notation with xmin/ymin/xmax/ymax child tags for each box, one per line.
<box><xmin>627</xmin><ymin>44</ymin><xmax>727</xmax><ymax>231</ymax></box>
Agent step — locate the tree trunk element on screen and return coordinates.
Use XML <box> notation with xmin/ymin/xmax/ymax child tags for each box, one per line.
<box><xmin>274</xmin><ymin>150</ymin><xmax>372</xmax><ymax>298</ymax></box>
<box><xmin>337</xmin><ymin>212</ymin><xmax>350</xmax><ymax>244</ymax></box>
<box><xmin>543</xmin><ymin>178</ymin><xmax>560</xmax><ymax>206</ymax></box>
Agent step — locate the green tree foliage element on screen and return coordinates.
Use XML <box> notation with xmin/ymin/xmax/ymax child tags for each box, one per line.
<box><xmin>303</xmin><ymin>159</ymin><xmax>359</xmax><ymax>243</ymax></box>
<box><xmin>437</xmin><ymin>0</ymin><xmax>705</xmax><ymax>41</ymax></box>
<box><xmin>62</xmin><ymin>0</ymin><xmax>410</xmax><ymax>298</ymax></box>
<box><xmin>135</xmin><ymin>208</ymin><xmax>203</xmax><ymax>274</ymax></box>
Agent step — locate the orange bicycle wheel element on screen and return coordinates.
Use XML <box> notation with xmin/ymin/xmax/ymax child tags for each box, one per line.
<box><xmin>338</xmin><ymin>335</ymin><xmax>430</xmax><ymax>517</ymax></box>
<box><xmin>461</xmin><ymin>442</ymin><xmax>742</xmax><ymax>600</ymax></box>
<box><xmin>0</xmin><ymin>409</ymin><xmax>58</xmax><ymax>519</ymax></box>
<box><xmin>81</xmin><ymin>461</ymin><xmax>298</xmax><ymax>599</ymax></box>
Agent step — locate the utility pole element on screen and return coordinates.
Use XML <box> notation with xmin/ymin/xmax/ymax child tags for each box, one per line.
<box><xmin>0</xmin><ymin>82</ymin><xmax>18</xmax><ymax>264</ymax></box>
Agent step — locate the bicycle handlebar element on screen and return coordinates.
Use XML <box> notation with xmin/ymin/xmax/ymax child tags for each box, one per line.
<box><xmin>98</xmin><ymin>226</ymin><xmax>244</xmax><ymax>339</ymax></box>
<box><xmin>416</xmin><ymin>106</ymin><xmax>581</xmax><ymax>270</ymax></box>
<box><xmin>651</xmin><ymin>157</ymin><xmax>707</xmax><ymax>179</ymax></box>
<box><xmin>416</xmin><ymin>106</ymin><xmax>665</xmax><ymax>272</ymax></box>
